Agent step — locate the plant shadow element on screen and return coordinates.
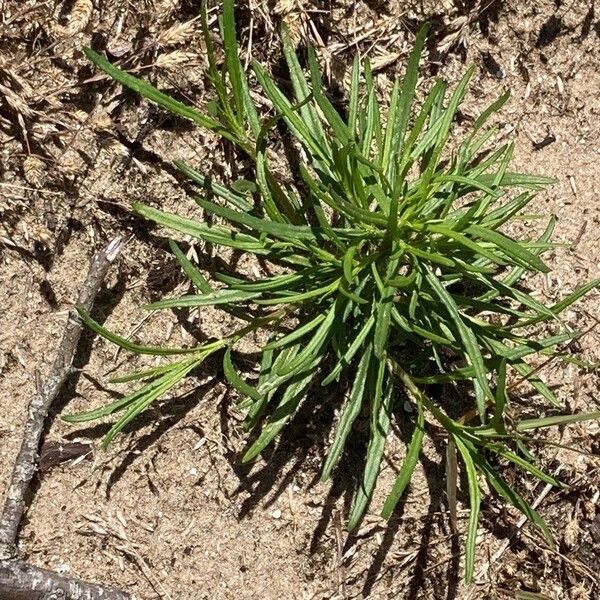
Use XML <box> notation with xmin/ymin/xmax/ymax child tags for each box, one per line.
<box><xmin>65</xmin><ymin>378</ymin><xmax>217</xmax><ymax>498</ymax></box>
<box><xmin>21</xmin><ymin>255</ymin><xmax>128</xmax><ymax>539</ymax></box>
<box><xmin>226</xmin><ymin>380</ymin><xmax>343</xmax><ymax>518</ymax></box>
<box><xmin>220</xmin><ymin>381</ymin><xmax>465</xmax><ymax>600</ymax></box>
<box><xmin>49</xmin><ymin>263</ymin><xmax>128</xmax><ymax>419</ymax></box>
<box><xmin>356</xmin><ymin>425</ymin><xmax>461</xmax><ymax>600</ymax></box>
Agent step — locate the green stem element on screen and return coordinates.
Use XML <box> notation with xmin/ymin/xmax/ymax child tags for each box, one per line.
<box><xmin>387</xmin><ymin>357</ymin><xmax>463</xmax><ymax>435</ymax></box>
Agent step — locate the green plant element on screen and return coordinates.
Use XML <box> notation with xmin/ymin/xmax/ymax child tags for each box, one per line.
<box><xmin>65</xmin><ymin>0</ymin><xmax>600</xmax><ymax>581</ymax></box>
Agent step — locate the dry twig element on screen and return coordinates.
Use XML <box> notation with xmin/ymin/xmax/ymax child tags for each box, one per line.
<box><xmin>0</xmin><ymin>236</ymin><xmax>130</xmax><ymax>600</ymax></box>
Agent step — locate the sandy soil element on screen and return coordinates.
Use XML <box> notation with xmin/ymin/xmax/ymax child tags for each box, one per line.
<box><xmin>1</xmin><ymin>1</ymin><xmax>599</xmax><ymax>599</ymax></box>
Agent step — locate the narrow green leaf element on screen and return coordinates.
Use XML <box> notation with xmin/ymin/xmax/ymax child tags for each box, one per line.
<box><xmin>480</xmin><ymin>192</ymin><xmax>531</xmax><ymax>230</ymax></box>
<box><xmin>217</xmin><ymin>270</ymin><xmax>309</xmax><ymax>293</ymax></box>
<box><xmin>307</xmin><ymin>48</ymin><xmax>350</xmax><ymax>145</ymax></box>
<box><xmin>321</xmin><ymin>345</ymin><xmax>373</xmax><ymax>480</ymax></box>
<box><xmin>342</xmin><ymin>245</ymin><xmax>357</xmax><ymax>283</ymax></box>
<box><xmin>281</xmin><ymin>26</ymin><xmax>327</xmax><ymax>148</ymax></box>
<box><xmin>83</xmin><ymin>48</ymin><xmax>238</xmax><ymax>145</ymax></box>
<box><xmin>419</xmin><ymin>67</ymin><xmax>474</xmax><ymax>187</ymax></box>
<box><xmin>76</xmin><ymin>308</ymin><xmax>198</xmax><ymax>356</ymax></box>
<box><xmin>516</xmin><ymin>411</ymin><xmax>600</xmax><ymax>432</ymax></box>
<box><xmin>278</xmin><ymin>300</ymin><xmax>340</xmax><ymax>375</ymax></box>
<box><xmin>109</xmin><ymin>362</ymin><xmax>188</xmax><ymax>384</ymax></box>
<box><xmin>476</xmin><ymin>172</ymin><xmax>555</xmax><ymax>190</ymax></box>
<box><xmin>322</xmin><ymin>314</ymin><xmax>375</xmax><ymax>385</ymax></box>
<box><xmin>224</xmin><ymin>346</ymin><xmax>262</xmax><ymax>402</ymax></box>
<box><xmin>494</xmin><ymin>448</ymin><xmax>562</xmax><ymax>487</ymax></box>
<box><xmin>255</xmin><ymin>279</ymin><xmax>338</xmax><ymax>306</ymax></box>
<box><xmin>382</xmin><ymin>78</ymin><xmax>401</xmax><ymax>176</ymax></box>
<box><xmin>490</xmin><ymin>359</ymin><xmax>507</xmax><ymax>432</ymax></box>
<box><xmin>454</xmin><ymin>436</ymin><xmax>480</xmax><ymax>583</ymax></box>
<box><xmin>169</xmin><ymin>240</ymin><xmax>212</xmax><ymax>294</ymax></box>
<box><xmin>428</xmin><ymin>223</ymin><xmax>508</xmax><ymax>266</ymax></box>
<box><xmin>134</xmin><ymin>203</ymin><xmax>267</xmax><ymax>253</ymax></box>
<box><xmin>348</xmin><ymin>361</ymin><xmax>392</xmax><ymax>530</ymax></box>
<box><xmin>424</xmin><ymin>267</ymin><xmax>492</xmax><ymax>413</ymax></box>
<box><xmin>194</xmin><ymin>196</ymin><xmax>319</xmax><ymax>242</ymax></box>
<box><xmin>467</xmin><ymin>224</ymin><xmax>550</xmax><ymax>273</ymax></box>
<box><xmin>475</xmin><ymin>453</ymin><xmax>554</xmax><ymax>546</ymax></box>
<box><xmin>222</xmin><ymin>0</ymin><xmax>245</xmax><ymax>121</ymax></box>
<box><xmin>253</xmin><ymin>60</ymin><xmax>326</xmax><ymax>161</ymax></box>
<box><xmin>510</xmin><ymin>360</ymin><xmax>559</xmax><ymax>407</ymax></box>
<box><xmin>242</xmin><ymin>369</ymin><xmax>315</xmax><ymax>462</ymax></box>
<box><xmin>101</xmin><ymin>360</ymin><xmax>200</xmax><ymax>449</ymax></box>
<box><xmin>381</xmin><ymin>398</ymin><xmax>424</xmax><ymax>518</ymax></box>
<box><xmin>144</xmin><ymin>289</ymin><xmax>260</xmax><ymax>310</ymax></box>
<box><xmin>387</xmin><ymin>23</ymin><xmax>429</xmax><ymax>175</ymax></box>
<box><xmin>348</xmin><ymin>55</ymin><xmax>360</xmax><ymax>133</ymax></box>
<box><xmin>62</xmin><ymin>370</ymin><xmax>175</xmax><ymax>422</ymax></box>
<box><xmin>174</xmin><ymin>161</ymin><xmax>253</xmax><ymax>212</ymax></box>
<box><xmin>473</xmin><ymin>90</ymin><xmax>510</xmax><ymax>131</ymax></box>
<box><xmin>264</xmin><ymin>313</ymin><xmax>327</xmax><ymax>351</ymax></box>
<box><xmin>374</xmin><ymin>294</ymin><xmax>393</xmax><ymax>360</ymax></box>
<box><xmin>515</xmin><ymin>277</ymin><xmax>600</xmax><ymax>329</ymax></box>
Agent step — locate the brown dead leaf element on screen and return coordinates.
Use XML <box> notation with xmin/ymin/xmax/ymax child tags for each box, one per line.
<box><xmin>156</xmin><ymin>19</ymin><xmax>198</xmax><ymax>48</ymax></box>
<box><xmin>68</xmin><ymin>0</ymin><xmax>93</xmax><ymax>35</ymax></box>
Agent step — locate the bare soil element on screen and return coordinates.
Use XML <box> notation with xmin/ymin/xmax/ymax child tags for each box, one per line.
<box><xmin>1</xmin><ymin>1</ymin><xmax>599</xmax><ymax>599</ymax></box>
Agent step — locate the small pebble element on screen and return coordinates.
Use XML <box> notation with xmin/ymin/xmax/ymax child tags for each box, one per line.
<box><xmin>271</xmin><ymin>509</ymin><xmax>282</xmax><ymax>519</ymax></box>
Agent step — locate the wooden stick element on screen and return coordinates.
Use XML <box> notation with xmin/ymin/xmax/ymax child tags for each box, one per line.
<box><xmin>0</xmin><ymin>560</ymin><xmax>129</xmax><ymax>600</ymax></box>
<box><xmin>0</xmin><ymin>237</ymin><xmax>130</xmax><ymax>600</ymax></box>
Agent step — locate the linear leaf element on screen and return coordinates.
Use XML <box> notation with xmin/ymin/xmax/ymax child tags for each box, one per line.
<box><xmin>76</xmin><ymin>308</ymin><xmax>198</xmax><ymax>355</ymax></box>
<box><xmin>322</xmin><ymin>314</ymin><xmax>375</xmax><ymax>385</ymax></box>
<box><xmin>174</xmin><ymin>161</ymin><xmax>253</xmax><ymax>211</ymax></box>
<box><xmin>194</xmin><ymin>196</ymin><xmax>319</xmax><ymax>242</ymax></box>
<box><xmin>169</xmin><ymin>240</ymin><xmax>212</xmax><ymax>294</ymax></box>
<box><xmin>62</xmin><ymin>362</ymin><xmax>191</xmax><ymax>422</ymax></box>
<box><xmin>134</xmin><ymin>203</ymin><xmax>267</xmax><ymax>252</ymax></box>
<box><xmin>264</xmin><ymin>313</ymin><xmax>327</xmax><ymax>351</ymax></box>
<box><xmin>348</xmin><ymin>362</ymin><xmax>392</xmax><ymax>530</ymax></box>
<box><xmin>381</xmin><ymin>398</ymin><xmax>424</xmax><ymax>518</ymax></box>
<box><xmin>84</xmin><ymin>48</ymin><xmax>237</xmax><ymax>145</ymax></box>
<box><xmin>242</xmin><ymin>369</ymin><xmax>315</xmax><ymax>462</ymax></box>
<box><xmin>145</xmin><ymin>289</ymin><xmax>260</xmax><ymax>310</ymax></box>
<box><xmin>467</xmin><ymin>224</ymin><xmax>550</xmax><ymax>273</ymax></box>
<box><xmin>454</xmin><ymin>436</ymin><xmax>480</xmax><ymax>583</ymax></box>
<box><xmin>424</xmin><ymin>267</ymin><xmax>492</xmax><ymax>413</ymax></box>
<box><xmin>101</xmin><ymin>360</ymin><xmax>200</xmax><ymax>449</ymax></box>
<box><xmin>516</xmin><ymin>411</ymin><xmax>600</xmax><ymax>432</ymax></box>
<box><xmin>224</xmin><ymin>346</ymin><xmax>262</xmax><ymax>402</ymax></box>
<box><xmin>321</xmin><ymin>345</ymin><xmax>373</xmax><ymax>480</ymax></box>
<box><xmin>222</xmin><ymin>0</ymin><xmax>245</xmax><ymax>121</ymax></box>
